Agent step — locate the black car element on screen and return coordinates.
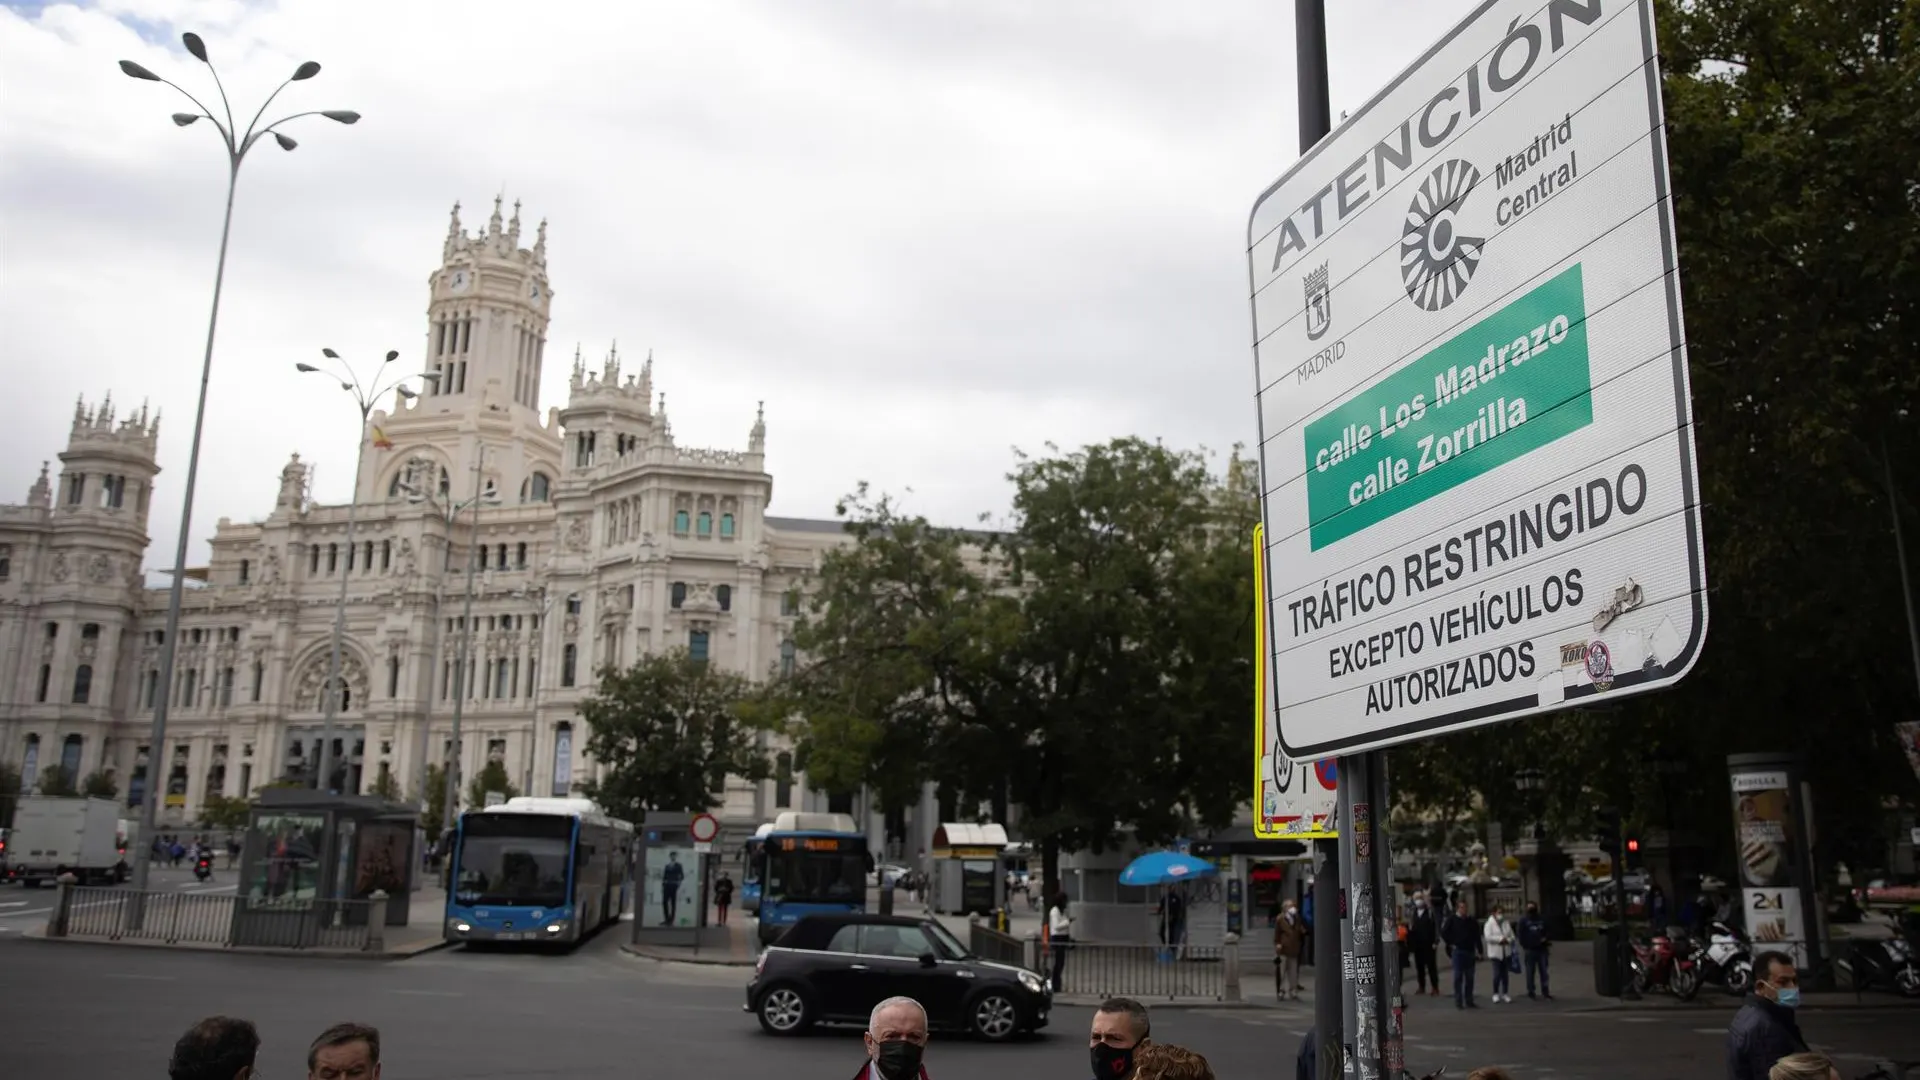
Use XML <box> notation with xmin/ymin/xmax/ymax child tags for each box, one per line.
<box><xmin>746</xmin><ymin>913</ymin><xmax>1051</xmax><ymax>1042</ymax></box>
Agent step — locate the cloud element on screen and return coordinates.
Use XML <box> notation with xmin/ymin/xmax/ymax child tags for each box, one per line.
<box><xmin>0</xmin><ymin>0</ymin><xmax>1470</xmax><ymax>568</ymax></box>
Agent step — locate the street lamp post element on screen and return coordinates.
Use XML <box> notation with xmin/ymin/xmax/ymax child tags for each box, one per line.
<box><xmin>296</xmin><ymin>350</ymin><xmax>437</xmax><ymax>794</ymax></box>
<box><xmin>121</xmin><ymin>31</ymin><xmax>359</xmax><ymax>909</ymax></box>
<box><xmin>398</xmin><ymin>459</ymin><xmax>495</xmax><ymax>832</ymax></box>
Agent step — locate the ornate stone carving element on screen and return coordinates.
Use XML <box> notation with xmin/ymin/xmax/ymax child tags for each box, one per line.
<box><xmin>49</xmin><ymin>552</ymin><xmax>69</xmax><ymax>583</ymax></box>
<box><xmin>397</xmin><ymin>538</ymin><xmax>416</xmax><ymax>576</ymax></box>
<box><xmin>563</xmin><ymin>518</ymin><xmax>588</xmax><ymax>551</ymax></box>
<box><xmin>86</xmin><ymin>553</ymin><xmax>114</xmax><ymax>584</ymax></box>
<box><xmin>262</xmin><ymin>547</ymin><xmax>283</xmax><ymax>584</ymax></box>
<box><xmin>293</xmin><ymin>649</ymin><xmax>370</xmax><ymax>713</ymax></box>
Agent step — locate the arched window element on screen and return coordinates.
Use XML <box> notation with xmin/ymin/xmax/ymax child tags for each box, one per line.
<box><xmin>388</xmin><ymin>658</ymin><xmax>401</xmax><ymax>697</ymax></box>
<box><xmin>780</xmin><ymin>639</ymin><xmax>796</xmax><ymax>678</ymax></box>
<box><xmin>697</xmin><ymin>511</ymin><xmax>713</xmax><ymax>537</ymax></box>
<box><xmin>670</xmin><ymin>582</ymin><xmax>687</xmax><ymax>609</ymax></box>
<box><xmin>71</xmin><ymin>663</ymin><xmax>93</xmax><ymax>704</ymax></box>
<box><xmin>522</xmin><ymin>472</ymin><xmax>552</xmax><ymax>503</ymax></box>
<box><xmin>673</xmin><ymin>509</ymin><xmax>690</xmax><ymax>535</ymax></box>
<box><xmin>720</xmin><ymin>513</ymin><xmax>735</xmax><ymax>538</ymax></box>
<box><xmin>716</xmin><ymin>585</ymin><xmax>732</xmax><ymax>612</ymax></box>
<box><xmin>439</xmin><ymin>468</ymin><xmax>451</xmax><ymax>497</ymax></box>
<box><xmin>775</xmin><ymin>751</ymin><xmax>794</xmax><ymax>809</ymax></box>
<box><xmin>561</xmin><ymin>644</ymin><xmax>578</xmax><ymax>687</ymax></box>
<box><xmin>60</xmin><ymin>733</ymin><xmax>83</xmax><ymax>778</ymax></box>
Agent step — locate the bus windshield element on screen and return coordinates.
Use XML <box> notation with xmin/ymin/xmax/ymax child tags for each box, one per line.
<box><xmin>765</xmin><ymin>848</ymin><xmax>865</xmax><ymax>904</ymax></box>
<box><xmin>454</xmin><ymin>814</ymin><xmax>571</xmax><ymax>907</ymax></box>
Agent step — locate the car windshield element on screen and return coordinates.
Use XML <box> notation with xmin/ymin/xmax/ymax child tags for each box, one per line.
<box><xmin>925</xmin><ymin>920</ymin><xmax>970</xmax><ymax>959</ymax></box>
<box><xmin>453</xmin><ymin>815</ymin><xmax>571</xmax><ymax>907</ymax></box>
<box><xmin>765</xmin><ymin>850</ymin><xmax>865</xmax><ymax>903</ymax></box>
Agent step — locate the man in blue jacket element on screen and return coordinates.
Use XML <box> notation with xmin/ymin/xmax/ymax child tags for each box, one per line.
<box><xmin>1440</xmin><ymin>900</ymin><xmax>1482</xmax><ymax>1009</ymax></box>
<box><xmin>1726</xmin><ymin>951</ymin><xmax>1809</xmax><ymax>1080</ymax></box>
<box><xmin>1517</xmin><ymin>902</ymin><xmax>1553</xmax><ymax>1000</ymax></box>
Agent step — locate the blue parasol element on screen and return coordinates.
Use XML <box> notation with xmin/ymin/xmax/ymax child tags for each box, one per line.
<box><xmin>1119</xmin><ymin>850</ymin><xmax>1218</xmax><ymax>888</ymax></box>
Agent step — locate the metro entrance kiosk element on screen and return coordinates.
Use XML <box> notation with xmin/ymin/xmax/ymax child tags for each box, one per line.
<box><xmin>927</xmin><ymin>822</ymin><xmax>1009</xmax><ymax>916</ymax></box>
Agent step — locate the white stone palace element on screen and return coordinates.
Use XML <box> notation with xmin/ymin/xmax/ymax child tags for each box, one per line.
<box><xmin>0</xmin><ymin>197</ymin><xmax>863</xmax><ymax>837</ymax></box>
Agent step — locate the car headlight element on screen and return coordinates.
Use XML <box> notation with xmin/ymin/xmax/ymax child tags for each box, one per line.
<box><xmin>1019</xmin><ymin>971</ymin><xmax>1045</xmax><ymax>993</ymax></box>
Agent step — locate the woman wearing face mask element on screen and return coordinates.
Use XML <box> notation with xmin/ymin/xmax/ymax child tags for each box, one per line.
<box><xmin>1726</xmin><ymin>951</ymin><xmax>1810</xmax><ymax>1080</ymax></box>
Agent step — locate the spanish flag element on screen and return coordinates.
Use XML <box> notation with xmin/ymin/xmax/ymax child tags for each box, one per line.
<box><xmin>371</xmin><ymin>425</ymin><xmax>394</xmax><ymax>450</ymax></box>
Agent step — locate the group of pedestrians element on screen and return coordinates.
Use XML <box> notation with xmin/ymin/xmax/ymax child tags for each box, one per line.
<box><xmin>854</xmin><ymin>993</ymin><xmax>1218</xmax><ymax>1080</ymax></box>
<box><xmin>1407</xmin><ymin>897</ymin><xmax>1552</xmax><ymax>1008</ymax></box>
<box><xmin>167</xmin><ymin>1016</ymin><xmax>381</xmax><ymax>1080</ymax></box>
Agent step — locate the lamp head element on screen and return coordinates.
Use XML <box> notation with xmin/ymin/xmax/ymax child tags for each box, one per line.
<box><xmin>181</xmin><ymin>33</ymin><xmax>208</xmax><ymax>62</ymax></box>
<box><xmin>384</xmin><ymin>350</ymin><xmax>400</xmax><ymax>363</ymax></box>
<box><xmin>273</xmin><ymin>132</ymin><xmax>298</xmax><ymax>152</ymax></box>
<box><xmin>322</xmin><ymin>110</ymin><xmax>360</xmax><ymax>125</ymax></box>
<box><xmin>322</xmin><ymin>347</ymin><xmax>340</xmax><ymax>359</ymax></box>
<box><xmin>418</xmin><ymin>371</ymin><xmax>442</xmax><ymax>383</ymax></box>
<box><xmin>170</xmin><ymin>113</ymin><xmax>200</xmax><ymax>127</ymax></box>
<box><xmin>295</xmin><ymin>363</ymin><xmax>319</xmax><ymax>374</ymax></box>
<box><xmin>292</xmin><ymin>60</ymin><xmax>321</xmax><ymax>81</ymax></box>
<box><xmin>396</xmin><ymin>387</ymin><xmax>418</xmax><ymax>400</ymax></box>
<box><xmin>119</xmin><ymin>60</ymin><xmax>162</xmax><ymax>81</ymax></box>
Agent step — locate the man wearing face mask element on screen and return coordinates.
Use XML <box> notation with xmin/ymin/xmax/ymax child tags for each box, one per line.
<box><xmin>859</xmin><ymin>996</ymin><xmax>932</xmax><ymax>1080</ymax></box>
<box><xmin>1726</xmin><ymin>951</ymin><xmax>1810</xmax><ymax>1080</ymax></box>
<box><xmin>1090</xmin><ymin>996</ymin><xmax>1151</xmax><ymax>1080</ymax></box>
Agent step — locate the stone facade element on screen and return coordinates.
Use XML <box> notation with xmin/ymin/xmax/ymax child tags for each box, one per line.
<box><xmin>0</xmin><ymin>197</ymin><xmax>857</xmax><ymax>833</ymax></box>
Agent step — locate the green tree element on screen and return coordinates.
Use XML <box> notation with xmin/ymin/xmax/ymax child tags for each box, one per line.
<box><xmin>367</xmin><ymin>769</ymin><xmax>404</xmax><ymax>803</ymax></box>
<box><xmin>35</xmin><ymin>764</ymin><xmax>78</xmax><ymax>796</ymax></box>
<box><xmin>466</xmin><ymin>760</ymin><xmax>522</xmax><ymax>810</ymax></box>
<box><xmin>81</xmin><ymin>770</ymin><xmax>118</xmax><ymax>800</ymax></box>
<box><xmin>199</xmin><ymin>795</ymin><xmax>251</xmax><ymax>832</ymax></box>
<box><xmin>578</xmin><ymin>649</ymin><xmax>778</xmax><ymax>823</ymax></box>
<box><xmin>417</xmin><ymin>765</ymin><xmax>449</xmax><ymax>839</ymax></box>
<box><xmin>0</xmin><ymin>762</ymin><xmax>19</xmax><ymax>830</ymax></box>
<box><xmin>1392</xmin><ymin>0</ymin><xmax>1920</xmax><ymax>874</ymax></box>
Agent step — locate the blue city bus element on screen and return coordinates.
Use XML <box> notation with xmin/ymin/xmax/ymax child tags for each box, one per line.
<box><xmin>445</xmin><ymin>797</ymin><xmax>635</xmax><ymax>946</ymax></box>
<box><xmin>740</xmin><ymin>822</ymin><xmax>773</xmax><ymax>916</ymax></box>
<box><xmin>750</xmin><ymin>811</ymin><xmax>873</xmax><ymax>945</ymax></box>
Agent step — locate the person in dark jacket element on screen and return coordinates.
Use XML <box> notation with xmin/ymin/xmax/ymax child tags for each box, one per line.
<box><xmin>1516</xmin><ymin>902</ymin><xmax>1552</xmax><ymax>1000</ymax></box>
<box><xmin>1726</xmin><ymin>951</ymin><xmax>1809</xmax><ymax>1080</ymax></box>
<box><xmin>1408</xmin><ymin>896</ymin><xmax>1440</xmax><ymax>995</ymax></box>
<box><xmin>1441</xmin><ymin>900</ymin><xmax>1483</xmax><ymax>1009</ymax></box>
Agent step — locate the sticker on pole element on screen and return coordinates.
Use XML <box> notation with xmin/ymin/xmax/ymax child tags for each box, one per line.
<box><xmin>1246</xmin><ymin>0</ymin><xmax>1707</xmax><ymax>757</ymax></box>
<box><xmin>689</xmin><ymin>814</ymin><xmax>720</xmax><ymax>845</ymax></box>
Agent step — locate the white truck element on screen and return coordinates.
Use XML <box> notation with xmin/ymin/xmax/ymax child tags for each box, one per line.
<box><xmin>4</xmin><ymin>796</ymin><xmax>129</xmax><ymax>886</ymax></box>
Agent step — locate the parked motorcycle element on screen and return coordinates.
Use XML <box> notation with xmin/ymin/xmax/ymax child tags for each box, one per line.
<box><xmin>193</xmin><ymin>856</ymin><xmax>213</xmax><ymax>882</ymax></box>
<box><xmin>1629</xmin><ymin>932</ymin><xmax>1702</xmax><ymax>1000</ymax></box>
<box><xmin>1839</xmin><ymin>930</ymin><xmax>1920</xmax><ymax>998</ymax></box>
<box><xmin>1693</xmin><ymin>920</ymin><xmax>1753</xmax><ymax>997</ymax></box>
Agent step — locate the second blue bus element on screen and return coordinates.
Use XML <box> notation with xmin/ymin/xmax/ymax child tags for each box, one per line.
<box><xmin>445</xmin><ymin>796</ymin><xmax>634</xmax><ymax>946</ymax></box>
<box><xmin>750</xmin><ymin>811</ymin><xmax>872</xmax><ymax>946</ymax></box>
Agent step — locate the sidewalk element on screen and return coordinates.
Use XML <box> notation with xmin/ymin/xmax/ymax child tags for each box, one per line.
<box><xmin>26</xmin><ymin>885</ymin><xmax>452</xmax><ymax>960</ymax></box>
<box><xmin>621</xmin><ymin>914</ymin><xmax>759</xmax><ymax>966</ymax></box>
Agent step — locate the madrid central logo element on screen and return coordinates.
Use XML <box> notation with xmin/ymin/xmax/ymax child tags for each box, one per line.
<box><xmin>1400</xmin><ymin>158</ymin><xmax>1485</xmax><ymax>311</ymax></box>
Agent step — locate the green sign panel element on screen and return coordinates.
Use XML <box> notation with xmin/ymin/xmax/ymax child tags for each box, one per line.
<box><xmin>1303</xmin><ymin>263</ymin><xmax>1595</xmax><ymax>550</ymax></box>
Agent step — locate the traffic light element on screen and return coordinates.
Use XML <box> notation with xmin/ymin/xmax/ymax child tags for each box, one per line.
<box><xmin>1592</xmin><ymin>805</ymin><xmax>1622</xmax><ymax>850</ymax></box>
<box><xmin>1624</xmin><ymin>834</ymin><xmax>1643</xmax><ymax>870</ymax></box>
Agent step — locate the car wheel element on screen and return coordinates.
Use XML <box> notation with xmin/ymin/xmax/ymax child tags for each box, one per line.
<box><xmin>969</xmin><ymin>991</ymin><xmax>1021</xmax><ymax>1042</ymax></box>
<box><xmin>756</xmin><ymin>984</ymin><xmax>812</xmax><ymax>1036</ymax></box>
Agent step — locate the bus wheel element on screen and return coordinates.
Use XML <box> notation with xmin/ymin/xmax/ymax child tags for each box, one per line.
<box><xmin>756</xmin><ymin>985</ymin><xmax>811</xmax><ymax>1035</ymax></box>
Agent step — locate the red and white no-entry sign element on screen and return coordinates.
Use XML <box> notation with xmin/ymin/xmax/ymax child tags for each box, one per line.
<box><xmin>689</xmin><ymin>813</ymin><xmax>720</xmax><ymax>844</ymax></box>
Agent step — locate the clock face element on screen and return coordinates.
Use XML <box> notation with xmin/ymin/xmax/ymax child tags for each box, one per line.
<box><xmin>449</xmin><ymin>270</ymin><xmax>470</xmax><ymax>293</ymax></box>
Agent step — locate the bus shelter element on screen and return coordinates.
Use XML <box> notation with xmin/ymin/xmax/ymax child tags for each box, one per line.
<box><xmin>633</xmin><ymin>811</ymin><xmax>728</xmax><ymax>951</ymax></box>
<box><xmin>928</xmin><ymin>822</ymin><xmax>1009</xmax><ymax>916</ymax></box>
<box><xmin>230</xmin><ymin>789</ymin><xmax>419</xmax><ymax>946</ymax></box>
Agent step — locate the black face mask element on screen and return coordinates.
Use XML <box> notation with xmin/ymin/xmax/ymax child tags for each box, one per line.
<box><xmin>874</xmin><ymin>1039</ymin><xmax>923</xmax><ymax>1080</ymax></box>
<box><xmin>1091</xmin><ymin>1042</ymin><xmax>1136</xmax><ymax>1080</ymax></box>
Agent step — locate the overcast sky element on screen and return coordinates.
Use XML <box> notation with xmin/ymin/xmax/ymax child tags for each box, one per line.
<box><xmin>1</xmin><ymin>0</ymin><xmax>1472</xmax><ymax>569</ymax></box>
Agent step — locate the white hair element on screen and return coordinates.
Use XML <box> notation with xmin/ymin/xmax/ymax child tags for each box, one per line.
<box><xmin>868</xmin><ymin>995</ymin><xmax>927</xmax><ymax>1035</ymax></box>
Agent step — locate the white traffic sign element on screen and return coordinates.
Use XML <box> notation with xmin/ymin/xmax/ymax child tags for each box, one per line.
<box><xmin>1252</xmin><ymin>523</ymin><xmax>1339</xmax><ymax>839</ymax></box>
<box><xmin>689</xmin><ymin>813</ymin><xmax>720</xmax><ymax>844</ymax></box>
<box><xmin>1248</xmin><ymin>0</ymin><xmax>1706</xmax><ymax>758</ymax></box>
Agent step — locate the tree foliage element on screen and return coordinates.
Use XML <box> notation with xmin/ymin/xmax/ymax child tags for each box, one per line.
<box><xmin>1392</xmin><ymin>0</ymin><xmax>1920</xmax><ymax>873</ymax></box>
<box><xmin>199</xmin><ymin>795</ymin><xmax>251</xmax><ymax>833</ymax></box>
<box><xmin>35</xmin><ymin>764</ymin><xmax>77</xmax><ymax>797</ymax></box>
<box><xmin>81</xmin><ymin>770</ymin><xmax>118</xmax><ymax>800</ymax></box>
<box><xmin>578</xmin><ymin>649</ymin><xmax>778</xmax><ymax>824</ymax></box>
<box><xmin>790</xmin><ymin>438</ymin><xmax>1259</xmax><ymax>886</ymax></box>
<box><xmin>367</xmin><ymin>769</ymin><xmax>404</xmax><ymax>803</ymax></box>
<box><xmin>417</xmin><ymin>765</ymin><xmax>449</xmax><ymax>839</ymax></box>
<box><xmin>0</xmin><ymin>762</ymin><xmax>19</xmax><ymax>830</ymax></box>
<box><xmin>466</xmin><ymin>760</ymin><xmax>522</xmax><ymax>810</ymax></box>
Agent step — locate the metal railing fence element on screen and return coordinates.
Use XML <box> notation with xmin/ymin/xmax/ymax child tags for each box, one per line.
<box><xmin>1047</xmin><ymin>941</ymin><xmax>1228</xmax><ymax>1001</ymax></box>
<box><xmin>56</xmin><ymin>886</ymin><xmax>377</xmax><ymax>950</ymax></box>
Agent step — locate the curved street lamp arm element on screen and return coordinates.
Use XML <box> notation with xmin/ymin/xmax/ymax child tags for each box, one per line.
<box><xmin>241</xmin><ymin>110</ymin><xmax>342</xmax><ymax>154</ymax></box>
<box><xmin>158</xmin><ymin>78</ymin><xmax>237</xmax><ymax>155</ymax></box>
<box><xmin>202</xmin><ymin>62</ymin><xmax>240</xmax><ymax>150</ymax></box>
<box><xmin>238</xmin><ymin>76</ymin><xmax>297</xmax><ymax>153</ymax></box>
